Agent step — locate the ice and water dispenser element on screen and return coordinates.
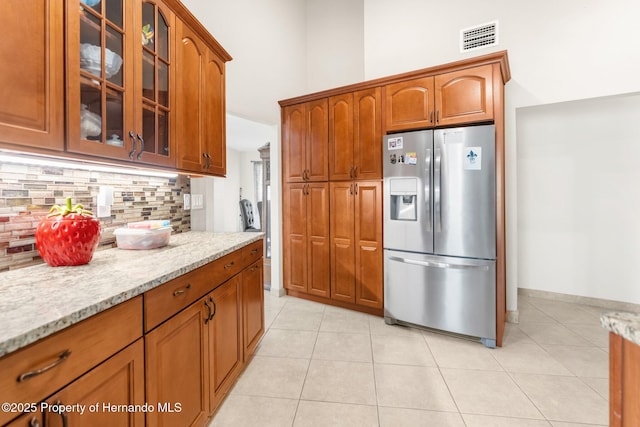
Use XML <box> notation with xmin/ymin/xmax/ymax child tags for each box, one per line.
<box><xmin>389</xmin><ymin>178</ymin><xmax>418</xmax><ymax>221</ymax></box>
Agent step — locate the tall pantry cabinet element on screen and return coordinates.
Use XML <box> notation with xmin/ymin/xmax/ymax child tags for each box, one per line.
<box><xmin>281</xmin><ymin>88</ymin><xmax>383</xmax><ymax>314</ymax></box>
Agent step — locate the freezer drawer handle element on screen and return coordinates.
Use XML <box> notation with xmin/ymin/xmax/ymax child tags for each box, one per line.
<box><xmin>388</xmin><ymin>256</ymin><xmax>489</xmax><ymax>271</ymax></box>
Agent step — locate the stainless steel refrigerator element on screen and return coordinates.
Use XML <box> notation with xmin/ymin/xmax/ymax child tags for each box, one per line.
<box><xmin>383</xmin><ymin>125</ymin><xmax>497</xmax><ymax>347</ymax></box>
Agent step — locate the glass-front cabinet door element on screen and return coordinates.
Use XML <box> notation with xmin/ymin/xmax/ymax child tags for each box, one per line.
<box><xmin>134</xmin><ymin>0</ymin><xmax>174</xmax><ymax>166</ymax></box>
<box><xmin>67</xmin><ymin>0</ymin><xmax>134</xmax><ymax>159</ymax></box>
<box><xmin>66</xmin><ymin>0</ymin><xmax>174</xmax><ymax>166</ymax></box>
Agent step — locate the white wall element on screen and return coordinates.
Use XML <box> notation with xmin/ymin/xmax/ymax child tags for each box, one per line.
<box><xmin>306</xmin><ymin>0</ymin><xmax>365</xmax><ymax>92</ymax></box>
<box><xmin>517</xmin><ymin>93</ymin><xmax>640</xmax><ymax>305</ymax></box>
<box><xmin>180</xmin><ymin>0</ymin><xmax>308</xmax><ymax>124</ymax></box>
<box><xmin>364</xmin><ymin>0</ymin><xmax>640</xmax><ymax>310</ymax></box>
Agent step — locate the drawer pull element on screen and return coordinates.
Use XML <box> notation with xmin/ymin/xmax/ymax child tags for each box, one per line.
<box><xmin>173</xmin><ymin>283</ymin><xmax>192</xmax><ymax>297</ymax></box>
<box><xmin>250</xmin><ymin>249</ymin><xmax>259</xmax><ymax>255</ymax></box>
<box><xmin>29</xmin><ymin>417</ymin><xmax>41</xmax><ymax>427</ymax></box>
<box><xmin>224</xmin><ymin>261</ymin><xmax>235</xmax><ymax>270</ymax></box>
<box><xmin>250</xmin><ymin>265</ymin><xmax>258</xmax><ymax>272</ymax></box>
<box><xmin>18</xmin><ymin>350</ymin><xmax>71</xmax><ymax>382</ymax></box>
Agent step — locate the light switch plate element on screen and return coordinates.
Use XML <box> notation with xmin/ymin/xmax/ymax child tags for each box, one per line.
<box><xmin>191</xmin><ymin>194</ymin><xmax>204</xmax><ymax>210</ymax></box>
<box><xmin>183</xmin><ymin>193</ymin><xmax>191</xmax><ymax>210</ymax></box>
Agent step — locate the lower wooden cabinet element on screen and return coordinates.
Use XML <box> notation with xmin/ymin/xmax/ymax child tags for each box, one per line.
<box><xmin>5</xmin><ymin>339</ymin><xmax>145</xmax><ymax>427</ymax></box>
<box><xmin>0</xmin><ymin>241</ymin><xmax>264</xmax><ymax>427</ymax></box>
<box><xmin>45</xmin><ymin>339</ymin><xmax>145</xmax><ymax>427</ymax></box>
<box><xmin>242</xmin><ymin>259</ymin><xmax>265</xmax><ymax>359</ymax></box>
<box><xmin>609</xmin><ymin>332</ymin><xmax>640</xmax><ymax>426</ymax></box>
<box><xmin>145</xmin><ymin>242</ymin><xmax>264</xmax><ymax>426</ymax></box>
<box><xmin>145</xmin><ymin>296</ymin><xmax>209</xmax><ymax>427</ymax></box>
<box><xmin>208</xmin><ymin>276</ymin><xmax>243</xmax><ymax>412</ymax></box>
<box><xmin>330</xmin><ymin>181</ymin><xmax>383</xmax><ymax>309</ymax></box>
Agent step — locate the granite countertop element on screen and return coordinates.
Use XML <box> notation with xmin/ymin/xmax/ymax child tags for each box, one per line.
<box><xmin>601</xmin><ymin>311</ymin><xmax>640</xmax><ymax>346</ymax></box>
<box><xmin>0</xmin><ymin>231</ymin><xmax>263</xmax><ymax>358</ymax></box>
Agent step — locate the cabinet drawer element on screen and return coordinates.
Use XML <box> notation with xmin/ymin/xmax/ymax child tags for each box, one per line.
<box><xmin>0</xmin><ymin>296</ymin><xmax>142</xmax><ymax>426</ymax></box>
<box><xmin>241</xmin><ymin>239</ymin><xmax>263</xmax><ymax>266</ymax></box>
<box><xmin>144</xmin><ymin>249</ymin><xmax>243</xmax><ymax>332</ymax></box>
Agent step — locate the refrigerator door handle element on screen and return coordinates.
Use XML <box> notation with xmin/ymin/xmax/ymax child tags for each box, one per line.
<box><xmin>387</xmin><ymin>256</ymin><xmax>490</xmax><ymax>271</ymax></box>
<box><xmin>434</xmin><ymin>147</ymin><xmax>442</xmax><ymax>232</ymax></box>
<box><xmin>425</xmin><ymin>148</ymin><xmax>431</xmax><ymax>232</ymax></box>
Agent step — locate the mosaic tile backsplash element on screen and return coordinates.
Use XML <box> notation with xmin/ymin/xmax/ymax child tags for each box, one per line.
<box><xmin>0</xmin><ymin>162</ymin><xmax>190</xmax><ymax>272</ymax></box>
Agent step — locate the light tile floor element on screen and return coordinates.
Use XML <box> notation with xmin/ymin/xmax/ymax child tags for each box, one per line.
<box><xmin>209</xmin><ymin>293</ymin><xmax>610</xmax><ymax>426</ymax></box>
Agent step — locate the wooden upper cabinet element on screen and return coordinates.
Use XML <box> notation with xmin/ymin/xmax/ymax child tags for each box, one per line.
<box><xmin>66</xmin><ymin>0</ymin><xmax>176</xmax><ymax>167</ymax></box>
<box><xmin>282</xmin><ymin>99</ymin><xmax>329</xmax><ymax>182</ymax></box>
<box><xmin>175</xmin><ymin>20</ymin><xmax>227</xmax><ymax>176</ymax></box>
<box><xmin>0</xmin><ymin>0</ymin><xmax>64</xmax><ymax>152</ymax></box>
<box><xmin>435</xmin><ymin>64</ymin><xmax>494</xmax><ymax>127</ymax></box>
<box><xmin>202</xmin><ymin>50</ymin><xmax>226</xmax><ymax>176</ymax></box>
<box><xmin>329</xmin><ymin>87</ymin><xmax>382</xmax><ymax>181</ymax></box>
<box><xmin>354</xmin><ymin>87</ymin><xmax>382</xmax><ymax>179</ymax></box>
<box><xmin>385</xmin><ymin>77</ymin><xmax>435</xmax><ymax>133</ymax></box>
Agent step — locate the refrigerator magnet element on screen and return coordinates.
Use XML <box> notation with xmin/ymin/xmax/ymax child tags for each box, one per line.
<box><xmin>388</xmin><ymin>137</ymin><xmax>403</xmax><ymax>150</ymax></box>
<box><xmin>464</xmin><ymin>147</ymin><xmax>482</xmax><ymax>170</ymax></box>
<box><xmin>405</xmin><ymin>152</ymin><xmax>417</xmax><ymax>165</ymax></box>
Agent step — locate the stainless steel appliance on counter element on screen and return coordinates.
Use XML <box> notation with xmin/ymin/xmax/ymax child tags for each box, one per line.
<box><xmin>383</xmin><ymin>125</ymin><xmax>497</xmax><ymax>347</ymax></box>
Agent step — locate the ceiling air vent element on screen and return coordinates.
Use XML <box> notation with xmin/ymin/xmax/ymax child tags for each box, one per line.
<box><xmin>460</xmin><ymin>21</ymin><xmax>498</xmax><ymax>53</ymax></box>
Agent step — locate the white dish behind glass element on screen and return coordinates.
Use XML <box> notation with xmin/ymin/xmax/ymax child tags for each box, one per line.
<box><xmin>79</xmin><ymin>43</ymin><xmax>123</xmax><ymax>79</ymax></box>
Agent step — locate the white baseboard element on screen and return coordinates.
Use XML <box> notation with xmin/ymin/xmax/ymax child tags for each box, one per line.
<box><xmin>518</xmin><ymin>287</ymin><xmax>640</xmax><ymax>312</ymax></box>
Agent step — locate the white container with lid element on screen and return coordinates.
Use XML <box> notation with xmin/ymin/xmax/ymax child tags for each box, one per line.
<box><xmin>114</xmin><ymin>226</ymin><xmax>171</xmax><ymax>250</ymax></box>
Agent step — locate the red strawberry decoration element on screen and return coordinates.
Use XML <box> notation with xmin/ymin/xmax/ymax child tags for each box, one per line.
<box><xmin>35</xmin><ymin>197</ymin><xmax>101</xmax><ymax>267</ymax></box>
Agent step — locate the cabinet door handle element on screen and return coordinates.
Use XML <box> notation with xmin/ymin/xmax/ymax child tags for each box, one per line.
<box><xmin>355</xmin><ymin>183</ymin><xmax>358</xmax><ymax>195</ymax></box>
<box><xmin>224</xmin><ymin>261</ymin><xmax>235</xmax><ymax>269</ymax></box>
<box><xmin>17</xmin><ymin>350</ymin><xmax>71</xmax><ymax>382</ymax></box>
<box><xmin>51</xmin><ymin>401</ymin><xmax>69</xmax><ymax>427</ymax></box>
<box><xmin>349</xmin><ymin>183</ymin><xmax>353</xmax><ymax>195</ymax></box>
<box><xmin>173</xmin><ymin>283</ymin><xmax>192</xmax><ymax>297</ymax></box>
<box><xmin>349</xmin><ymin>166</ymin><xmax>353</xmax><ymax>178</ymax></box>
<box><xmin>209</xmin><ymin>296</ymin><xmax>217</xmax><ymax>320</ymax></box>
<box><xmin>28</xmin><ymin>417</ymin><xmax>41</xmax><ymax>427</ymax></box>
<box><xmin>136</xmin><ymin>134</ymin><xmax>145</xmax><ymax>160</ymax></box>
<box><xmin>353</xmin><ymin>166</ymin><xmax>357</xmax><ymax>178</ymax></box>
<box><xmin>128</xmin><ymin>131</ymin><xmax>137</xmax><ymax>159</ymax></box>
<box><xmin>430</xmin><ymin>111</ymin><xmax>434</xmax><ymax>124</ymax></box>
<box><xmin>250</xmin><ymin>265</ymin><xmax>259</xmax><ymax>272</ymax></box>
<box><xmin>204</xmin><ymin>300</ymin><xmax>212</xmax><ymax>324</ymax></box>
<box><xmin>436</xmin><ymin>110</ymin><xmax>439</xmax><ymax>124</ymax></box>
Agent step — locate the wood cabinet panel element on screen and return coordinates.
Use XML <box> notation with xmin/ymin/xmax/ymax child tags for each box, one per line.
<box><xmin>610</xmin><ymin>332</ymin><xmax>640</xmax><ymax>427</ymax></box>
<box><xmin>353</xmin><ymin>87</ymin><xmax>382</xmax><ymax>179</ymax></box>
<box><xmin>0</xmin><ymin>297</ymin><xmax>142</xmax><ymax>426</ymax></box>
<box><xmin>202</xmin><ymin>50</ymin><xmax>226</xmax><ymax>176</ymax></box>
<box><xmin>44</xmin><ymin>339</ymin><xmax>145</xmax><ymax>427</ymax></box>
<box><xmin>209</xmin><ymin>276</ymin><xmax>243</xmax><ymax>412</ymax></box>
<box><xmin>283</xmin><ymin>183</ymin><xmax>308</xmax><ymax>293</ymax></box>
<box><xmin>329</xmin><ymin>88</ymin><xmax>382</xmax><ymax>181</ymax></box>
<box><xmin>385</xmin><ymin>77</ymin><xmax>434</xmax><ymax>132</ymax></box>
<box><xmin>242</xmin><ymin>260</ymin><xmax>264</xmax><ymax>359</ymax></box>
<box><xmin>355</xmin><ymin>181</ymin><xmax>383</xmax><ymax>308</ymax></box>
<box><xmin>330</xmin><ymin>182</ymin><xmax>356</xmax><ymax>303</ymax></box>
<box><xmin>282</xmin><ymin>104</ymin><xmax>306</xmax><ymax>182</ymax></box>
<box><xmin>0</xmin><ymin>0</ymin><xmax>64</xmax><ymax>152</ymax></box>
<box><xmin>329</xmin><ymin>93</ymin><xmax>354</xmax><ymax>181</ymax></box>
<box><xmin>145</xmin><ymin>298</ymin><xmax>209</xmax><ymax>427</ymax></box>
<box><xmin>282</xmin><ymin>99</ymin><xmax>329</xmax><ymax>182</ymax></box>
<box><xmin>307</xmin><ymin>183</ymin><xmax>330</xmax><ymax>298</ymax></box>
<box><xmin>435</xmin><ymin>65</ymin><xmax>494</xmax><ymax>126</ymax></box>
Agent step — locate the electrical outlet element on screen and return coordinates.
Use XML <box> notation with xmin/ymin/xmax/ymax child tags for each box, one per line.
<box><xmin>183</xmin><ymin>194</ymin><xmax>191</xmax><ymax>210</ymax></box>
<box><xmin>191</xmin><ymin>194</ymin><xmax>204</xmax><ymax>210</ymax></box>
